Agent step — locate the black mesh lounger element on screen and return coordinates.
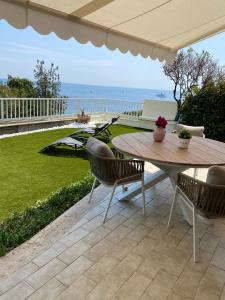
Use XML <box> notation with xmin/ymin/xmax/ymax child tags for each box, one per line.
<box><xmin>40</xmin><ymin>137</ymin><xmax>84</xmax><ymax>152</ymax></box>
<box><xmin>69</xmin><ymin>116</ymin><xmax>120</xmax><ymax>140</ymax></box>
<box><xmin>40</xmin><ymin>116</ymin><xmax>120</xmax><ymax>152</ymax></box>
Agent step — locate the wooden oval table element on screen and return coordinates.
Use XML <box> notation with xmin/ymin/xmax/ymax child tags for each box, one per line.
<box><xmin>112</xmin><ymin>132</ymin><xmax>225</xmax><ymax>224</ymax></box>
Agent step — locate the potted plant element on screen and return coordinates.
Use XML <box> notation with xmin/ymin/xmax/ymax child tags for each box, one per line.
<box><xmin>153</xmin><ymin>116</ymin><xmax>168</xmax><ymax>142</ymax></box>
<box><xmin>77</xmin><ymin>108</ymin><xmax>91</xmax><ymax>123</ymax></box>
<box><xmin>178</xmin><ymin>129</ymin><xmax>192</xmax><ymax>148</ymax></box>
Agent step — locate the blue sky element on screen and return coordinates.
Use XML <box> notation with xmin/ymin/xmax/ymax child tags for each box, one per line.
<box><xmin>0</xmin><ymin>20</ymin><xmax>225</xmax><ymax>90</ymax></box>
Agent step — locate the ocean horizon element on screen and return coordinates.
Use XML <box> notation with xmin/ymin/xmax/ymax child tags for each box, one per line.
<box><xmin>61</xmin><ymin>82</ymin><xmax>174</xmax><ymax>102</ymax></box>
<box><xmin>0</xmin><ymin>79</ymin><xmax>174</xmax><ymax>114</ymax></box>
<box><xmin>1</xmin><ymin>78</ymin><xmax>173</xmax><ymax>102</ymax></box>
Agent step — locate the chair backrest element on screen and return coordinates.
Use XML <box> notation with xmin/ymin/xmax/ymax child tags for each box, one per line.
<box><xmin>94</xmin><ymin>116</ymin><xmax>120</xmax><ymax>136</ymax></box>
<box><xmin>142</xmin><ymin>100</ymin><xmax>177</xmax><ymax>121</ymax></box>
<box><xmin>178</xmin><ymin>173</ymin><xmax>225</xmax><ymax>219</ymax></box>
<box><xmin>86</xmin><ymin>137</ymin><xmax>116</xmax><ymax>184</ymax></box>
<box><xmin>177</xmin><ymin>124</ymin><xmax>204</xmax><ymax>137</ymax></box>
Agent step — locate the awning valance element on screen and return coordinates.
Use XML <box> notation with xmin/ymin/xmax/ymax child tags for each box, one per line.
<box><xmin>1</xmin><ymin>0</ymin><xmax>225</xmax><ymax>62</ymax></box>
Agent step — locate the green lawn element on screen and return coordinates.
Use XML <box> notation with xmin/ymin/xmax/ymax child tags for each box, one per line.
<box><xmin>0</xmin><ymin>125</ymin><xmax>146</xmax><ymax>220</ymax></box>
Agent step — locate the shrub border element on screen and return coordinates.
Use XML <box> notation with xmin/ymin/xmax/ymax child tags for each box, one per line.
<box><xmin>0</xmin><ymin>172</ymin><xmax>97</xmax><ymax>256</ymax></box>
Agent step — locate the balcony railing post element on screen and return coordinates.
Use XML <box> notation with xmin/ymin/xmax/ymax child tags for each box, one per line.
<box><xmin>47</xmin><ymin>99</ymin><xmax>49</xmax><ymax>116</ymax></box>
<box><xmin>1</xmin><ymin>99</ymin><xmax>3</xmax><ymax>120</ymax></box>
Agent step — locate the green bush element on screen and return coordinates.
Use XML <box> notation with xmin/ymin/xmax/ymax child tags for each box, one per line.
<box><xmin>181</xmin><ymin>82</ymin><xmax>225</xmax><ymax>142</ymax></box>
<box><xmin>178</xmin><ymin>129</ymin><xmax>192</xmax><ymax>139</ymax></box>
<box><xmin>0</xmin><ymin>172</ymin><xmax>97</xmax><ymax>256</ymax></box>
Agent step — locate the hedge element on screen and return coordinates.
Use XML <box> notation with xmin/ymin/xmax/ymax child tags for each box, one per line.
<box><xmin>181</xmin><ymin>82</ymin><xmax>225</xmax><ymax>142</ymax></box>
<box><xmin>0</xmin><ymin>172</ymin><xmax>97</xmax><ymax>256</ymax></box>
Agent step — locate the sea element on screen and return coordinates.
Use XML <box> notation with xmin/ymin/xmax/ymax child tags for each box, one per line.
<box><xmin>61</xmin><ymin>83</ymin><xmax>173</xmax><ymax>102</ymax></box>
<box><xmin>0</xmin><ymin>79</ymin><xmax>174</xmax><ymax>114</ymax></box>
<box><xmin>60</xmin><ymin>83</ymin><xmax>174</xmax><ymax>115</ymax></box>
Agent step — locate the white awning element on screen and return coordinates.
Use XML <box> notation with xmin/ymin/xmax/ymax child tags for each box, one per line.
<box><xmin>1</xmin><ymin>0</ymin><xmax>225</xmax><ymax>62</ymax></box>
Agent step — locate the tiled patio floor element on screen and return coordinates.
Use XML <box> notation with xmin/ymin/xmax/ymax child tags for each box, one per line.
<box><xmin>1</xmin><ymin>165</ymin><xmax>225</xmax><ymax>299</ymax></box>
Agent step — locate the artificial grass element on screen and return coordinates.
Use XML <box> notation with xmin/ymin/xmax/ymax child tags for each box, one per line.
<box><xmin>0</xmin><ymin>125</ymin><xmax>146</xmax><ymax>220</ymax></box>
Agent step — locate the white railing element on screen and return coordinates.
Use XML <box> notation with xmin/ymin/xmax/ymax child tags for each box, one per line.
<box><xmin>0</xmin><ymin>98</ymin><xmax>143</xmax><ymax>120</ymax></box>
<box><xmin>0</xmin><ymin>98</ymin><xmax>67</xmax><ymax>120</ymax></box>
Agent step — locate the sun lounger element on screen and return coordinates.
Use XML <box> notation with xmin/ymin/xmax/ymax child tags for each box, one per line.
<box><xmin>40</xmin><ymin>137</ymin><xmax>84</xmax><ymax>152</ymax></box>
<box><xmin>69</xmin><ymin>116</ymin><xmax>120</xmax><ymax>140</ymax></box>
<box><xmin>40</xmin><ymin>116</ymin><xmax>120</xmax><ymax>152</ymax></box>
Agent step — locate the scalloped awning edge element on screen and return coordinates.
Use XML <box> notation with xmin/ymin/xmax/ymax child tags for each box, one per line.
<box><xmin>0</xmin><ymin>0</ymin><xmax>177</xmax><ymax>62</ymax></box>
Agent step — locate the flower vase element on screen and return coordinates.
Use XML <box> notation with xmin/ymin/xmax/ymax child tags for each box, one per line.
<box><xmin>153</xmin><ymin>127</ymin><xmax>165</xmax><ymax>142</ymax></box>
<box><xmin>178</xmin><ymin>138</ymin><xmax>191</xmax><ymax>149</ymax></box>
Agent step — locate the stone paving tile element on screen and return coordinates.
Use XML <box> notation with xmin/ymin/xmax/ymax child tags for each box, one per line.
<box><xmin>199</xmin><ymin>233</ymin><xmax>219</xmax><ymax>254</ymax></box>
<box><xmin>60</xmin><ymin>227</ymin><xmax>90</xmax><ymax>247</ymax></box>
<box><xmin>86</xmin><ymin>272</ymin><xmax>125</xmax><ymax>300</ymax></box>
<box><xmin>82</xmin><ymin>215</ymin><xmax>104</xmax><ymax>231</ymax></box>
<box><xmin>161</xmin><ymin>248</ymin><xmax>190</xmax><ymax>277</ymax></box>
<box><xmin>137</xmin><ymin>252</ymin><xmax>162</xmax><ymax>281</ymax></box>
<box><xmin>27</xmin><ymin>278</ymin><xmax>65</xmax><ymax>300</ymax></box>
<box><xmin>58</xmin><ymin>240</ymin><xmax>92</xmax><ymax>265</ymax></box>
<box><xmin>83</xmin><ymin>205</ymin><xmax>105</xmax><ymax>220</ymax></box>
<box><xmin>0</xmin><ymin>262</ymin><xmax>38</xmax><ymax>294</ymax></box>
<box><xmin>0</xmin><ymin>282</ymin><xmax>34</xmax><ymax>300</ymax></box>
<box><xmin>84</xmin><ymin>238</ymin><xmax>114</xmax><ymax>262</ymax></box>
<box><xmin>173</xmin><ymin>272</ymin><xmax>203</xmax><ymax>298</ymax></box>
<box><xmin>126</xmin><ymin>224</ymin><xmax>150</xmax><ymax>242</ymax></box>
<box><xmin>105</xmin><ymin>225</ymin><xmax>132</xmax><ymax>244</ymax></box>
<box><xmin>66</xmin><ymin>217</ymin><xmax>89</xmax><ymax>234</ymax></box>
<box><xmin>82</xmin><ymin>226</ymin><xmax>111</xmax><ymax>246</ymax></box>
<box><xmin>102</xmin><ymin>203</ymin><xmax>125</xmax><ymax>220</ymax></box>
<box><xmin>119</xmin><ymin>205</ymin><xmax>140</xmax><ymax>218</ymax></box>
<box><xmin>112</xmin><ymin>252</ymin><xmax>143</xmax><ymax>281</ymax></box>
<box><xmin>25</xmin><ymin>258</ymin><xmax>66</xmax><ymax>290</ymax></box>
<box><xmin>153</xmin><ymin>234</ymin><xmax>180</xmax><ymax>255</ymax></box>
<box><xmin>33</xmin><ymin>241</ymin><xmax>67</xmax><ymax>268</ymax></box>
<box><xmin>56</xmin><ymin>256</ymin><xmax>93</xmax><ymax>286</ymax></box>
<box><xmin>123</xmin><ymin>213</ymin><xmax>145</xmax><ymax>229</ymax></box>
<box><xmin>142</xmin><ymin>212</ymin><xmax>161</xmax><ymax>228</ymax></box>
<box><xmin>3</xmin><ymin>168</ymin><xmax>225</xmax><ymax>300</ymax></box>
<box><xmin>220</xmin><ymin>285</ymin><xmax>225</xmax><ymax>300</ymax></box>
<box><xmin>132</xmin><ymin>237</ymin><xmax>159</xmax><ymax>258</ymax></box>
<box><xmin>55</xmin><ymin>275</ymin><xmax>96</xmax><ymax>300</ymax></box>
<box><xmin>107</xmin><ymin>238</ymin><xmax>138</xmax><ymax>261</ymax></box>
<box><xmin>116</xmin><ymin>272</ymin><xmax>151</xmax><ymax>300</ymax></box>
<box><xmin>103</xmin><ymin>214</ymin><xmax>127</xmax><ymax>230</ymax></box>
<box><xmin>140</xmin><ymin>270</ymin><xmax>178</xmax><ymax>300</ymax></box>
<box><xmin>168</xmin><ymin>220</ymin><xmax>190</xmax><ymax>240</ymax></box>
<box><xmin>195</xmin><ymin>265</ymin><xmax>225</xmax><ymax>299</ymax></box>
<box><xmin>211</xmin><ymin>246</ymin><xmax>225</xmax><ymax>270</ymax></box>
<box><xmin>85</xmin><ymin>255</ymin><xmax>119</xmax><ymax>283</ymax></box>
<box><xmin>207</xmin><ymin>222</ymin><xmax>225</xmax><ymax>239</ymax></box>
<box><xmin>167</xmin><ymin>293</ymin><xmax>192</xmax><ymax>300</ymax></box>
<box><xmin>177</xmin><ymin>232</ymin><xmax>193</xmax><ymax>254</ymax></box>
<box><xmin>148</xmin><ymin>223</ymin><xmax>168</xmax><ymax>240</ymax></box>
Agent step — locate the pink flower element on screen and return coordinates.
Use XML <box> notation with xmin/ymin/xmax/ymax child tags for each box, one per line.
<box><xmin>155</xmin><ymin>116</ymin><xmax>168</xmax><ymax>128</ymax></box>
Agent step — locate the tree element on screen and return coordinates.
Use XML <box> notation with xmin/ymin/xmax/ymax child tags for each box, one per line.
<box><xmin>163</xmin><ymin>48</ymin><xmax>225</xmax><ymax>119</ymax></box>
<box><xmin>34</xmin><ymin>60</ymin><xmax>61</xmax><ymax>98</ymax></box>
<box><xmin>7</xmin><ymin>76</ymin><xmax>36</xmax><ymax>97</ymax></box>
<box><xmin>181</xmin><ymin>81</ymin><xmax>225</xmax><ymax>142</ymax></box>
<box><xmin>0</xmin><ymin>83</ymin><xmax>14</xmax><ymax>97</ymax></box>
